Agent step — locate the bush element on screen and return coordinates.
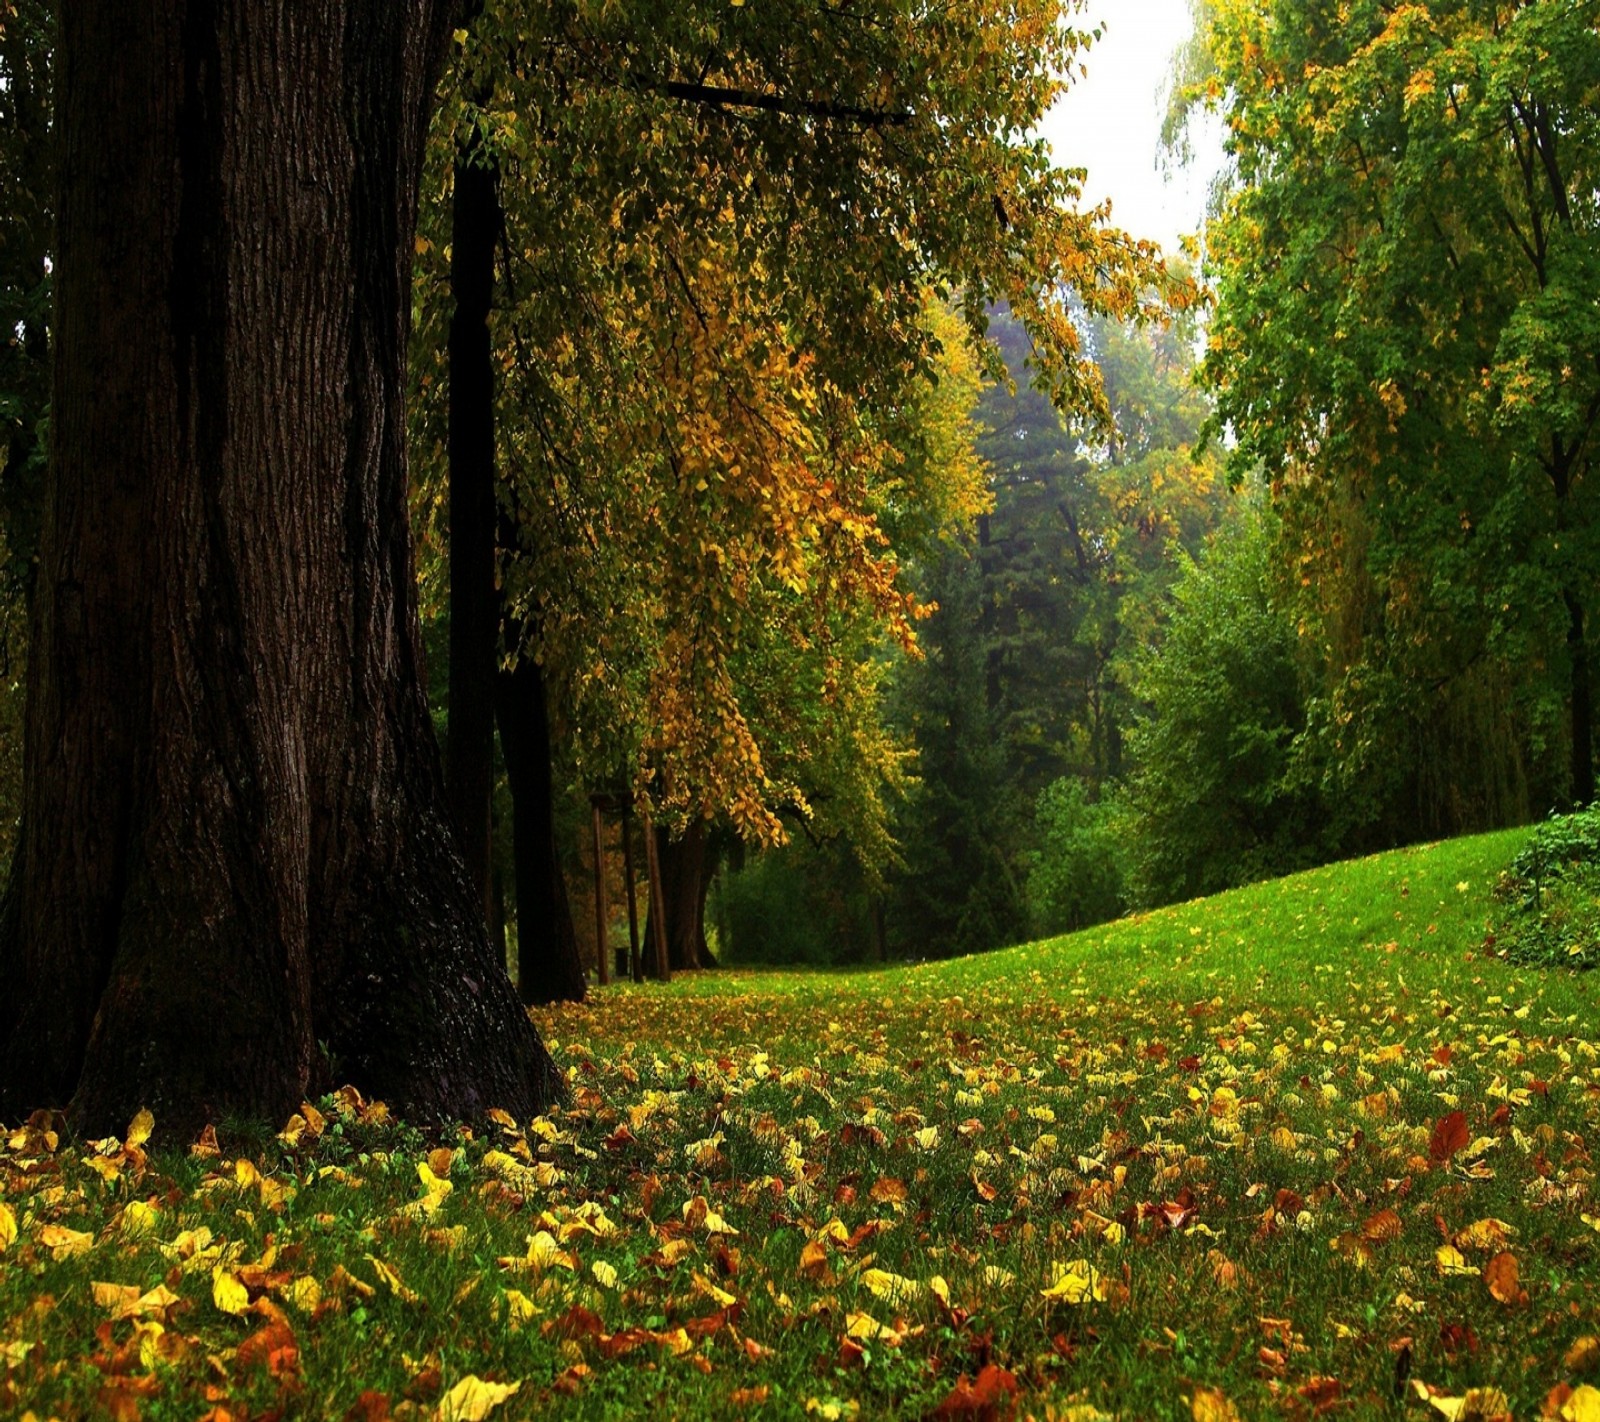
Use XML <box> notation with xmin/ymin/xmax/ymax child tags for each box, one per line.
<box><xmin>1027</xmin><ymin>778</ymin><xmax>1124</xmax><ymax>935</ymax></box>
<box><xmin>1490</xmin><ymin>808</ymin><xmax>1600</xmax><ymax>970</ymax></box>
<box><xmin>715</xmin><ymin>840</ymin><xmax>878</xmax><ymax>966</ymax></box>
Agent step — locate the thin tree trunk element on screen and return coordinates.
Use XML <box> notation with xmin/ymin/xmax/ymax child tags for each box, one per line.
<box><xmin>495</xmin><ymin>651</ymin><xmax>586</xmax><ymax>1004</ymax></box>
<box><xmin>621</xmin><ymin>800</ymin><xmax>642</xmax><ymax>982</ymax></box>
<box><xmin>1567</xmin><ymin>589</ymin><xmax>1594</xmax><ymax>807</ymax></box>
<box><xmin>444</xmin><ymin>133</ymin><xmax>499</xmax><ymax>917</ymax></box>
<box><xmin>643</xmin><ymin>812</ymin><xmax>671</xmax><ymax>981</ymax></box>
<box><xmin>0</xmin><ymin>0</ymin><xmax>560</xmax><ymax>1140</ymax></box>
<box><xmin>589</xmin><ymin>799</ymin><xmax>611</xmax><ymax>986</ymax></box>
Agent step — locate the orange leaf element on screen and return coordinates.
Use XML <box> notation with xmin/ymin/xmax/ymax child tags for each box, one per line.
<box><xmin>1484</xmin><ymin>1251</ymin><xmax>1527</xmax><ymax>1307</ymax></box>
<box><xmin>1362</xmin><ymin>1208</ymin><xmax>1403</xmax><ymax>1242</ymax></box>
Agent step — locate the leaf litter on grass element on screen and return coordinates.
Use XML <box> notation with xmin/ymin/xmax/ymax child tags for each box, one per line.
<box><xmin>0</xmin><ymin>831</ymin><xmax>1597</xmax><ymax>1418</ymax></box>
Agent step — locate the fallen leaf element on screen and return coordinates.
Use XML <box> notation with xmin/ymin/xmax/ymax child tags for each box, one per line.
<box><xmin>38</xmin><ymin>1224</ymin><xmax>95</xmax><ymax>1260</ymax></box>
<box><xmin>436</xmin><ymin>1375</ymin><xmax>520</xmax><ymax>1422</ymax></box>
<box><xmin>212</xmin><ymin>1265</ymin><xmax>250</xmax><ymax>1316</ymax></box>
<box><xmin>125</xmin><ymin>1108</ymin><xmax>154</xmax><ymax>1150</ymax></box>
<box><xmin>1483</xmin><ymin>1251</ymin><xmax>1527</xmax><ymax>1307</ymax></box>
<box><xmin>1566</xmin><ymin>1337</ymin><xmax>1600</xmax><ymax>1373</ymax></box>
<box><xmin>1041</xmin><ymin>1260</ymin><xmax>1108</xmax><ymax>1305</ymax></box>
<box><xmin>859</xmin><ymin>1268</ymin><xmax>921</xmax><ymax>1305</ymax></box>
<box><xmin>1430</xmin><ymin>1110</ymin><xmax>1470</xmax><ymax>1164</ymax></box>
<box><xmin>1192</xmin><ymin>1386</ymin><xmax>1242</xmax><ymax>1421</ymax></box>
<box><xmin>929</xmin><ymin>1364</ymin><xmax>1019</xmax><ymax>1417</ymax></box>
<box><xmin>1560</xmin><ymin>1385</ymin><xmax>1600</xmax><ymax>1422</ymax></box>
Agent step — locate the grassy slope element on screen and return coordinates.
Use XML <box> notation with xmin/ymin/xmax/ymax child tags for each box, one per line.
<box><xmin>4</xmin><ymin>828</ymin><xmax>1599</xmax><ymax>1420</ymax></box>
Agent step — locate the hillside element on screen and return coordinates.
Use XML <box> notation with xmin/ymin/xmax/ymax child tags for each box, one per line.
<box><xmin>4</xmin><ymin>829</ymin><xmax>1599</xmax><ymax>1419</ymax></box>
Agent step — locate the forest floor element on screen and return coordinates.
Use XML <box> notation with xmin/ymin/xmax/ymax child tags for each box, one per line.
<box><xmin>3</xmin><ymin>827</ymin><xmax>1600</xmax><ymax>1420</ymax></box>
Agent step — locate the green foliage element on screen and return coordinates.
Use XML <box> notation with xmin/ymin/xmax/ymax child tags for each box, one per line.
<box><xmin>714</xmin><ymin>839</ymin><xmax>878</xmax><ymax>967</ymax></box>
<box><xmin>1491</xmin><ymin>807</ymin><xmax>1600</xmax><ymax>970</ymax></box>
<box><xmin>1119</xmin><ymin>497</ymin><xmax>1328</xmax><ymax>907</ymax></box>
<box><xmin>886</xmin><ymin>541</ymin><xmax>1032</xmax><ymax>959</ymax></box>
<box><xmin>884</xmin><ymin>306</ymin><xmax>1223</xmax><ymax>957</ymax></box>
<box><xmin>1190</xmin><ymin>0</ymin><xmax>1600</xmax><ymax>825</ymax></box>
<box><xmin>1026</xmin><ymin>777</ymin><xmax>1124</xmax><ymax>935</ymax></box>
<box><xmin>408</xmin><ymin>1</ymin><xmax>1183</xmax><ymax>865</ymax></box>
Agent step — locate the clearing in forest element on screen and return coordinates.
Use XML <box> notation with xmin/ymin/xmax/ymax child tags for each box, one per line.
<box><xmin>2</xmin><ymin>827</ymin><xmax>1598</xmax><ymax>1420</ymax></box>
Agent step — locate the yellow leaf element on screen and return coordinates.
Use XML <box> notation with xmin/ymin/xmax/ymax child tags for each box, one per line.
<box><xmin>1454</xmin><ymin>1218</ymin><xmax>1515</xmax><ymax>1251</ymax></box>
<box><xmin>94</xmin><ymin>1282</ymin><xmax>181</xmax><ymax>1321</ymax></box>
<box><xmin>1566</xmin><ymin>1337</ymin><xmax>1600</xmax><ymax>1372</ymax></box>
<box><xmin>366</xmin><ymin>1254</ymin><xmax>420</xmax><ymax>1304</ymax></box>
<box><xmin>1435</xmin><ymin>1245</ymin><xmax>1479</xmax><ymax>1277</ymax></box>
<box><xmin>92</xmin><ymin>1281</ymin><xmax>141</xmax><ymax>1313</ymax></box>
<box><xmin>503</xmin><ymin>1288</ymin><xmax>539</xmax><ymax>1328</ymax></box>
<box><xmin>499</xmin><ymin>1230</ymin><xmax>574</xmax><ymax>1273</ymax></box>
<box><xmin>859</xmin><ymin>1268</ymin><xmax>922</xmax><ymax>1305</ymax></box>
<box><xmin>119</xmin><ymin>1200</ymin><xmax>159</xmax><ymax>1237</ymax></box>
<box><xmin>843</xmin><ymin>1309</ymin><xmax>899</xmax><ymax>1343</ymax></box>
<box><xmin>1041</xmin><ymin>1260</ymin><xmax>1108</xmax><ymax>1305</ymax></box>
<box><xmin>212</xmin><ymin>1265</ymin><xmax>250</xmax><ymax>1316</ymax></box>
<box><xmin>1412</xmin><ymin>1382</ymin><xmax>1512</xmax><ymax>1420</ymax></box>
<box><xmin>125</xmin><ymin>1108</ymin><xmax>154</xmax><ymax>1150</ymax></box>
<box><xmin>0</xmin><ymin>1202</ymin><xmax>16</xmax><ymax>1253</ymax></box>
<box><xmin>285</xmin><ymin>1276</ymin><xmax>322</xmax><ymax>1313</ymax></box>
<box><xmin>682</xmin><ymin>1196</ymin><xmax>738</xmax><ymax>1235</ymax></box>
<box><xmin>277</xmin><ymin>1114</ymin><xmax>309</xmax><ymax>1147</ymax></box>
<box><xmin>590</xmin><ymin>1260</ymin><xmax>618</xmax><ymax>1289</ymax></box>
<box><xmin>1562</xmin><ymin>1385</ymin><xmax>1600</xmax><ymax>1422</ymax></box>
<box><xmin>928</xmin><ymin>1275</ymin><xmax>951</xmax><ymax>1308</ymax></box>
<box><xmin>1192</xmin><ymin>1387</ymin><xmax>1242</xmax><ymax>1422</ymax></box>
<box><xmin>912</xmin><ymin>1126</ymin><xmax>940</xmax><ymax>1151</ymax></box>
<box><xmin>437</xmin><ymin>1375</ymin><xmax>521</xmax><ymax>1422</ymax></box>
<box><xmin>38</xmin><ymin>1224</ymin><xmax>95</xmax><ymax>1260</ymax></box>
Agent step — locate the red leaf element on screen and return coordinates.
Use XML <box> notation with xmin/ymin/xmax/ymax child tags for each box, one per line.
<box><xmin>927</xmin><ymin>1364</ymin><xmax>1019</xmax><ymax>1420</ymax></box>
<box><xmin>1429</xmin><ymin>1110</ymin><xmax>1469</xmax><ymax>1163</ymax></box>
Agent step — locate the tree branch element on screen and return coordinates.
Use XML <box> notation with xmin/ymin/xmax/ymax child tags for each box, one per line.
<box><xmin>638</xmin><ymin>75</ymin><xmax>913</xmax><ymax>127</ymax></box>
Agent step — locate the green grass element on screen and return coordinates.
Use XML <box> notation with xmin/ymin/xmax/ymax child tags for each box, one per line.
<box><xmin>3</xmin><ymin>828</ymin><xmax>1599</xmax><ymax>1420</ymax></box>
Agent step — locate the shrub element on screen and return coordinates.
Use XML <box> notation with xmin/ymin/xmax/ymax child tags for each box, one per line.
<box><xmin>1490</xmin><ymin>807</ymin><xmax>1600</xmax><ymax>970</ymax></box>
<box><xmin>1027</xmin><ymin>778</ymin><xmax>1124</xmax><ymax>935</ymax></box>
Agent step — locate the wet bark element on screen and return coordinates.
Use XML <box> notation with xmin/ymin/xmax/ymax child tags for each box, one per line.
<box><xmin>495</xmin><ymin>650</ymin><xmax>587</xmax><ymax>1005</ymax></box>
<box><xmin>444</xmin><ymin>135</ymin><xmax>499</xmax><ymax>916</ymax></box>
<box><xmin>0</xmin><ymin>0</ymin><xmax>561</xmax><ymax>1140</ymax></box>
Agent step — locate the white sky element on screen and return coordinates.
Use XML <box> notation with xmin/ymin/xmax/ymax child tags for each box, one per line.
<box><xmin>1038</xmin><ymin>0</ymin><xmax>1228</xmax><ymax>254</ymax></box>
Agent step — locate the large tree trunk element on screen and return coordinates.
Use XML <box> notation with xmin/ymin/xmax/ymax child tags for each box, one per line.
<box><xmin>444</xmin><ymin>135</ymin><xmax>500</xmax><ymax>916</ymax></box>
<box><xmin>495</xmin><ymin>650</ymin><xmax>587</xmax><ymax>1005</ymax></box>
<box><xmin>648</xmin><ymin>819</ymin><xmax>712</xmax><ymax>972</ymax></box>
<box><xmin>0</xmin><ymin>0</ymin><xmax>561</xmax><ymax>1140</ymax></box>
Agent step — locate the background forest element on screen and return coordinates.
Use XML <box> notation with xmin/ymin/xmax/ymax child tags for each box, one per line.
<box><xmin>2</xmin><ymin>0</ymin><xmax>1596</xmax><ymax>986</ymax></box>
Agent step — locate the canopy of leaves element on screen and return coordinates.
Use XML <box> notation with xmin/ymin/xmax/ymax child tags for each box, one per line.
<box><xmin>1189</xmin><ymin>0</ymin><xmax>1600</xmax><ymax>831</ymax></box>
<box><xmin>409</xmin><ymin>0</ymin><xmax>1184</xmax><ymax>851</ymax></box>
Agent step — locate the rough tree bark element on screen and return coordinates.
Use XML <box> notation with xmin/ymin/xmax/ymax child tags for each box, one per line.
<box><xmin>495</xmin><ymin>649</ymin><xmax>587</xmax><ymax>1005</ymax></box>
<box><xmin>444</xmin><ymin>135</ymin><xmax>499</xmax><ymax>915</ymax></box>
<box><xmin>0</xmin><ymin>0</ymin><xmax>561</xmax><ymax>1139</ymax></box>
